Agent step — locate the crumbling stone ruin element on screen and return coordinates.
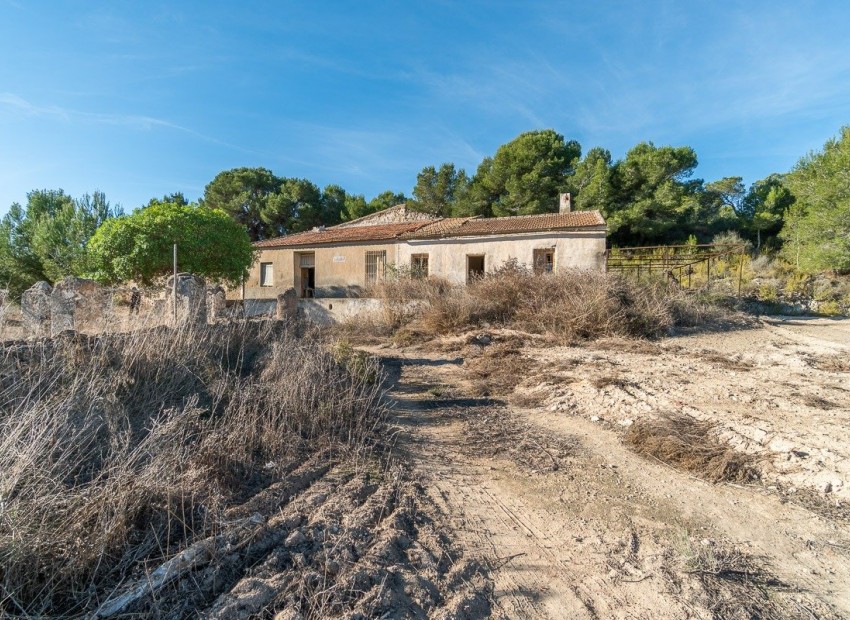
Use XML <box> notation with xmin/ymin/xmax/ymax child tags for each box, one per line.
<box><xmin>50</xmin><ymin>277</ymin><xmax>106</xmax><ymax>336</ymax></box>
<box><xmin>207</xmin><ymin>285</ymin><xmax>227</xmax><ymax>323</ymax></box>
<box><xmin>276</xmin><ymin>287</ymin><xmax>298</xmax><ymax>321</ymax></box>
<box><xmin>166</xmin><ymin>273</ymin><xmax>207</xmax><ymax>326</ymax></box>
<box><xmin>21</xmin><ymin>281</ymin><xmax>52</xmax><ymax>336</ymax></box>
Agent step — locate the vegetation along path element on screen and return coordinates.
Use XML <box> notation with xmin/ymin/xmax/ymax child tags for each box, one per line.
<box><xmin>374</xmin><ymin>317</ymin><xmax>850</xmax><ymax>619</ymax></box>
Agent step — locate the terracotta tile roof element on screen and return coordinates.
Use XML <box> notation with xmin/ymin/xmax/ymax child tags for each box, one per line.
<box><xmin>253</xmin><ymin>221</ymin><xmax>430</xmax><ymax>248</ymax></box>
<box><xmin>406</xmin><ymin>217</ymin><xmax>476</xmax><ymax>237</ymax></box>
<box><xmin>406</xmin><ymin>211</ymin><xmax>605</xmax><ymax>239</ymax></box>
<box><xmin>253</xmin><ymin>210</ymin><xmax>605</xmax><ymax>249</ymax></box>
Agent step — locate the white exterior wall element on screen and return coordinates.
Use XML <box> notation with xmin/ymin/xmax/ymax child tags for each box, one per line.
<box><xmin>396</xmin><ymin>228</ymin><xmax>606</xmax><ymax>284</ymax></box>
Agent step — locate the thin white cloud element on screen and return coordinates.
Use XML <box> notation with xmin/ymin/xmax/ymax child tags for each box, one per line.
<box><xmin>0</xmin><ymin>92</ymin><xmax>259</xmax><ymax>155</ymax></box>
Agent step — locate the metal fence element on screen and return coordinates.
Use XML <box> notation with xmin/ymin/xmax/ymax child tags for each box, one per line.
<box><xmin>607</xmin><ymin>243</ymin><xmax>747</xmax><ymax>295</ymax></box>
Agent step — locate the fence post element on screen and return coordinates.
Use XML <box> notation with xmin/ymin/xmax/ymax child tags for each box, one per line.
<box><xmin>173</xmin><ymin>243</ymin><xmax>178</xmax><ymax>326</ymax></box>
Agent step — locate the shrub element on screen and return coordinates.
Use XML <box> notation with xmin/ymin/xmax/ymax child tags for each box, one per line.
<box><xmin>0</xmin><ymin>321</ymin><xmax>385</xmax><ymax>616</ymax></box>
<box><xmin>361</xmin><ymin>266</ymin><xmax>730</xmax><ymax>343</ymax></box>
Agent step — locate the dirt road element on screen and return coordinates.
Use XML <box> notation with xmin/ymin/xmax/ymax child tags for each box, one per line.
<box><xmin>381</xmin><ymin>317</ymin><xmax>850</xmax><ymax>619</ymax></box>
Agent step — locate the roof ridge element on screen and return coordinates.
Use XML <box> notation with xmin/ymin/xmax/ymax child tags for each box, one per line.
<box><xmin>481</xmin><ymin>210</ymin><xmax>601</xmax><ymax>221</ymax></box>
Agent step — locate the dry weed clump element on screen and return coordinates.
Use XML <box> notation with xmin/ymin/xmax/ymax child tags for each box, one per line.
<box><xmin>464</xmin><ymin>342</ymin><xmax>535</xmax><ymax>397</ymax></box>
<box><xmin>458</xmin><ymin>406</ymin><xmax>577</xmax><ymax>472</ymax></box>
<box><xmin>0</xmin><ymin>321</ymin><xmax>385</xmax><ymax>617</ymax></box>
<box><xmin>361</xmin><ymin>261</ymin><xmax>729</xmax><ymax>344</ymax></box>
<box><xmin>808</xmin><ymin>353</ymin><xmax>850</xmax><ymax>373</ymax></box>
<box><xmin>625</xmin><ymin>414</ymin><xmax>760</xmax><ymax>484</ymax></box>
<box><xmin>677</xmin><ymin>537</ymin><xmax>793</xmax><ymax>619</ymax></box>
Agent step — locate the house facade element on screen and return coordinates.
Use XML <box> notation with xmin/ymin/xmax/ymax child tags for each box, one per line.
<box><xmin>244</xmin><ymin>197</ymin><xmax>606</xmax><ymax>301</ymax></box>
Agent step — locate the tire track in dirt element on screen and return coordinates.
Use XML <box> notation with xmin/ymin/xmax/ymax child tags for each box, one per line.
<box><xmin>381</xmin><ymin>321</ymin><xmax>850</xmax><ymax>619</ymax></box>
<box><xmin>385</xmin><ymin>355</ymin><xmax>704</xmax><ymax>620</ymax></box>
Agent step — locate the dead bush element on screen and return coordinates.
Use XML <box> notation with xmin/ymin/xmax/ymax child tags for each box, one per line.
<box><xmin>677</xmin><ymin>537</ymin><xmax>791</xmax><ymax>619</ymax></box>
<box><xmin>625</xmin><ymin>414</ymin><xmax>760</xmax><ymax>484</ymax></box>
<box><xmin>808</xmin><ymin>354</ymin><xmax>850</xmax><ymax>372</ymax></box>
<box><xmin>358</xmin><ymin>265</ymin><xmax>730</xmax><ymax>344</ymax></box>
<box><xmin>591</xmin><ymin>374</ymin><xmax>632</xmax><ymax>389</ymax></box>
<box><xmin>459</xmin><ymin>406</ymin><xmax>577</xmax><ymax>472</ymax></box>
<box><xmin>464</xmin><ymin>342</ymin><xmax>533</xmax><ymax>397</ymax></box>
<box><xmin>0</xmin><ymin>321</ymin><xmax>386</xmax><ymax>617</ymax></box>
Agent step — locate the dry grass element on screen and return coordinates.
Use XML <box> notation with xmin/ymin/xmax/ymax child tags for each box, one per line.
<box><xmin>808</xmin><ymin>354</ymin><xmax>850</xmax><ymax>373</ymax></box>
<box><xmin>0</xmin><ymin>320</ymin><xmax>385</xmax><ymax>617</ymax></box>
<box><xmin>625</xmin><ymin>414</ymin><xmax>760</xmax><ymax>484</ymax></box>
<box><xmin>455</xmin><ymin>406</ymin><xmax>577</xmax><ymax>473</ymax></box>
<box><xmin>352</xmin><ymin>261</ymin><xmax>729</xmax><ymax>345</ymax></box>
<box><xmin>676</xmin><ymin>536</ymin><xmax>794</xmax><ymax>620</ymax></box>
<box><xmin>464</xmin><ymin>342</ymin><xmax>535</xmax><ymax>397</ymax></box>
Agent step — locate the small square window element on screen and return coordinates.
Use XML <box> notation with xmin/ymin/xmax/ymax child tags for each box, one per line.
<box><xmin>533</xmin><ymin>249</ymin><xmax>554</xmax><ymax>274</ymax></box>
<box><xmin>260</xmin><ymin>262</ymin><xmax>274</xmax><ymax>286</ymax></box>
<box><xmin>411</xmin><ymin>254</ymin><xmax>429</xmax><ymax>278</ymax></box>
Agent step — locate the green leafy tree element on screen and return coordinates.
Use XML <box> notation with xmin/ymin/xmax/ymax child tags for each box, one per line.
<box><xmin>320</xmin><ymin>184</ymin><xmax>348</xmax><ymax>226</ymax></box>
<box><xmin>458</xmin><ymin>130</ymin><xmax>581</xmax><ymax>217</ymax></box>
<box><xmin>740</xmin><ymin>174</ymin><xmax>793</xmax><ymax>250</ymax></box>
<box><xmin>200</xmin><ymin>167</ymin><xmax>282</xmax><ymax>240</ymax></box>
<box><xmin>688</xmin><ymin>176</ymin><xmax>744</xmax><ymax>240</ymax></box>
<box><xmin>33</xmin><ymin>191</ymin><xmax>121</xmax><ymax>281</ymax></box>
<box><xmin>264</xmin><ymin>178</ymin><xmax>324</xmax><ymax>234</ymax></box>
<box><xmin>340</xmin><ymin>194</ymin><xmax>371</xmax><ymax>222</ymax></box>
<box><xmin>369</xmin><ymin>190</ymin><xmax>406</xmax><ymax>212</ymax></box>
<box><xmin>87</xmin><ymin>201</ymin><xmax>254</xmax><ymax>285</ymax></box>
<box><xmin>0</xmin><ymin>189</ymin><xmax>119</xmax><ymax>296</ymax></box>
<box><xmin>605</xmin><ymin>142</ymin><xmax>701</xmax><ymax>246</ymax></box>
<box><xmin>411</xmin><ymin>163</ymin><xmax>469</xmax><ymax>217</ymax></box>
<box><xmin>340</xmin><ymin>190</ymin><xmax>407</xmax><ymax>221</ymax></box>
<box><xmin>566</xmin><ymin>147</ymin><xmax>614</xmax><ymax>212</ymax></box>
<box><xmin>780</xmin><ymin>127</ymin><xmax>850</xmax><ymax>272</ymax></box>
<box><xmin>147</xmin><ymin>192</ymin><xmax>189</xmax><ymax>208</ymax></box>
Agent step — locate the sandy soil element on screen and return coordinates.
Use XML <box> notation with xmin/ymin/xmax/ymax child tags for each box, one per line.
<box><xmin>378</xmin><ymin>317</ymin><xmax>850</xmax><ymax>619</ymax></box>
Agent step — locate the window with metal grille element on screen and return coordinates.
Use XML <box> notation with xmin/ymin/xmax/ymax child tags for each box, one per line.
<box><xmin>533</xmin><ymin>249</ymin><xmax>554</xmax><ymax>274</ymax></box>
<box><xmin>365</xmin><ymin>251</ymin><xmax>386</xmax><ymax>285</ymax></box>
<box><xmin>260</xmin><ymin>262</ymin><xmax>274</xmax><ymax>286</ymax></box>
<box><xmin>411</xmin><ymin>253</ymin><xmax>429</xmax><ymax>278</ymax></box>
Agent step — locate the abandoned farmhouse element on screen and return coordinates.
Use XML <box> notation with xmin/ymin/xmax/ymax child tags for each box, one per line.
<box><xmin>240</xmin><ymin>194</ymin><xmax>606</xmax><ymax>318</ymax></box>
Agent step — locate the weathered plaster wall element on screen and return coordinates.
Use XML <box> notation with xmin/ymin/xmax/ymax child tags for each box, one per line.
<box><xmin>243</xmin><ymin>229</ymin><xmax>606</xmax><ymax>298</ymax></box>
<box><xmin>397</xmin><ymin>229</ymin><xmax>606</xmax><ymax>283</ymax></box>
<box><xmin>245</xmin><ymin>243</ymin><xmax>397</xmax><ymax>299</ymax></box>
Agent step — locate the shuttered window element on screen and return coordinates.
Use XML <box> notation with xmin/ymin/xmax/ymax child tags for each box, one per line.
<box><xmin>260</xmin><ymin>262</ymin><xmax>274</xmax><ymax>286</ymax></box>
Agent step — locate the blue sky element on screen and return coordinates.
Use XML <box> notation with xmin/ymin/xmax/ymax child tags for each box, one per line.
<box><xmin>2</xmin><ymin>1</ymin><xmax>849</xmax><ymax>215</ymax></box>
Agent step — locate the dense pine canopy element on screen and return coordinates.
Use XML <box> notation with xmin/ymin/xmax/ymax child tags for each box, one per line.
<box><xmin>2</xmin><ymin>125</ymin><xmax>850</xmax><ymax>295</ymax></box>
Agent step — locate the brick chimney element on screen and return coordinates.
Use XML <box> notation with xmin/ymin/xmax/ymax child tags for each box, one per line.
<box><xmin>559</xmin><ymin>192</ymin><xmax>572</xmax><ymax>213</ymax></box>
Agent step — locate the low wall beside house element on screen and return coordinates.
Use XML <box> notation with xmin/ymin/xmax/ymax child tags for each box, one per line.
<box><xmin>298</xmin><ymin>297</ymin><xmax>383</xmax><ymax>325</ymax></box>
<box><xmin>243</xmin><ymin>297</ymin><xmax>384</xmax><ymax>325</ymax></box>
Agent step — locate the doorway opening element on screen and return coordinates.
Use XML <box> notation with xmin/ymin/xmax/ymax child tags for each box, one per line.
<box><xmin>297</xmin><ymin>253</ymin><xmax>315</xmax><ymax>298</ymax></box>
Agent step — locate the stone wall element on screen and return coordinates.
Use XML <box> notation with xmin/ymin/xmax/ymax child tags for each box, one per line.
<box><xmin>166</xmin><ymin>273</ymin><xmax>207</xmax><ymax>325</ymax></box>
<box><xmin>50</xmin><ymin>277</ymin><xmax>106</xmax><ymax>336</ymax></box>
<box><xmin>21</xmin><ymin>281</ymin><xmax>53</xmax><ymax>336</ymax></box>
